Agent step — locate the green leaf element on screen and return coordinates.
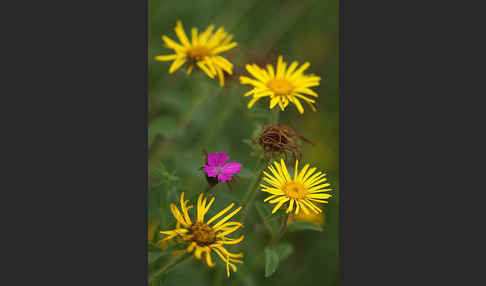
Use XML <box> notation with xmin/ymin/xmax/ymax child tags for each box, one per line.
<box><xmin>255</xmin><ymin>202</ymin><xmax>279</xmax><ymax>238</ymax></box>
<box><xmin>264</xmin><ymin>247</ymin><xmax>279</xmax><ymax>278</ymax></box>
<box><xmin>287</xmin><ymin>221</ymin><xmax>323</xmax><ymax>232</ymax></box>
<box><xmin>274</xmin><ymin>243</ymin><xmax>294</xmax><ymax>262</ymax></box>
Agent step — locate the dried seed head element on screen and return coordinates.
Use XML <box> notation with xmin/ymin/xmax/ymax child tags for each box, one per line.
<box><xmin>254</xmin><ymin>124</ymin><xmax>314</xmax><ymax>162</ymax></box>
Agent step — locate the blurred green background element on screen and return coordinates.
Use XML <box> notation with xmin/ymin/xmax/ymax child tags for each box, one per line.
<box><xmin>148</xmin><ymin>0</ymin><xmax>338</xmax><ymax>285</ymax></box>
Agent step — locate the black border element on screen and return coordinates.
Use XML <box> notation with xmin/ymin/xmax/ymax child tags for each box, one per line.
<box><xmin>10</xmin><ymin>0</ymin><xmax>149</xmax><ymax>284</ymax></box>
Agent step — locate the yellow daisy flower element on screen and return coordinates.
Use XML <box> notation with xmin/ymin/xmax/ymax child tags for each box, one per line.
<box><xmin>261</xmin><ymin>159</ymin><xmax>332</xmax><ymax>215</ymax></box>
<box><xmin>155</xmin><ymin>21</ymin><xmax>237</xmax><ymax>87</ymax></box>
<box><xmin>160</xmin><ymin>192</ymin><xmax>244</xmax><ymax>277</ymax></box>
<box><xmin>240</xmin><ymin>55</ymin><xmax>321</xmax><ymax>114</ymax></box>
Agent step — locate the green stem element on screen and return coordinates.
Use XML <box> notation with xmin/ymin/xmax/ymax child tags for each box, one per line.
<box><xmin>180</xmin><ymin>80</ymin><xmax>212</xmax><ymax>128</ymax></box>
<box><xmin>149</xmin><ymin>252</ymin><xmax>192</xmax><ymax>285</ymax></box>
<box><xmin>270</xmin><ymin>108</ymin><xmax>280</xmax><ymax>124</ymax></box>
<box><xmin>269</xmin><ymin>213</ymin><xmax>289</xmax><ymax>247</ymax></box>
<box><xmin>240</xmin><ymin>166</ymin><xmax>266</xmax><ymax>219</ymax></box>
<box><xmin>202</xmin><ymin>86</ymin><xmax>236</xmax><ymax>147</ymax></box>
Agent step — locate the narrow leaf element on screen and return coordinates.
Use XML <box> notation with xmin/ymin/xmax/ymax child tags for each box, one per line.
<box><xmin>264</xmin><ymin>247</ymin><xmax>279</xmax><ymax>277</ymax></box>
<box><xmin>274</xmin><ymin>243</ymin><xmax>294</xmax><ymax>262</ymax></box>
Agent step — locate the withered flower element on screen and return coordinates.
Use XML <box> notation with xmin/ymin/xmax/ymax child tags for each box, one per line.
<box><xmin>254</xmin><ymin>124</ymin><xmax>314</xmax><ymax>161</ymax></box>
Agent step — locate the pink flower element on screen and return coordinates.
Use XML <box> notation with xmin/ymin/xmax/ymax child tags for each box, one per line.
<box><xmin>203</xmin><ymin>152</ymin><xmax>242</xmax><ymax>183</ymax></box>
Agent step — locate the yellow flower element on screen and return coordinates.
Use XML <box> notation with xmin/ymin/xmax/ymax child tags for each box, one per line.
<box><xmin>160</xmin><ymin>192</ymin><xmax>244</xmax><ymax>277</ymax></box>
<box><xmin>155</xmin><ymin>21</ymin><xmax>237</xmax><ymax>87</ymax></box>
<box><xmin>240</xmin><ymin>55</ymin><xmax>321</xmax><ymax>114</ymax></box>
<box><xmin>261</xmin><ymin>159</ymin><xmax>332</xmax><ymax>215</ymax></box>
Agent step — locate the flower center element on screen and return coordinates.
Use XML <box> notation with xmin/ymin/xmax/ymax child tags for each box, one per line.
<box><xmin>283</xmin><ymin>182</ymin><xmax>308</xmax><ymax>199</ymax></box>
<box><xmin>267</xmin><ymin>79</ymin><xmax>294</xmax><ymax>96</ymax></box>
<box><xmin>187</xmin><ymin>45</ymin><xmax>211</xmax><ymax>61</ymax></box>
<box><xmin>190</xmin><ymin>222</ymin><xmax>216</xmax><ymax>246</ymax></box>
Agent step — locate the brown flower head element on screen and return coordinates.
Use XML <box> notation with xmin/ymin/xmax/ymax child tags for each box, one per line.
<box><xmin>254</xmin><ymin>124</ymin><xmax>314</xmax><ymax>161</ymax></box>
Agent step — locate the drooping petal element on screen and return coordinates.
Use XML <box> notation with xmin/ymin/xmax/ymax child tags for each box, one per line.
<box><xmin>205</xmin><ymin>249</ymin><xmax>215</xmax><ymax>267</ymax></box>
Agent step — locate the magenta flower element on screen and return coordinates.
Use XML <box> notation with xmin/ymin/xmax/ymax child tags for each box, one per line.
<box><xmin>203</xmin><ymin>152</ymin><xmax>242</xmax><ymax>183</ymax></box>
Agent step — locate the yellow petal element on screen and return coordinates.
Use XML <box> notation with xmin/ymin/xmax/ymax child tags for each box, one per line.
<box><xmin>286</xmin><ymin>199</ymin><xmax>294</xmax><ymax>213</ymax></box>
<box><xmin>266</xmin><ymin>64</ymin><xmax>275</xmax><ymax>79</ymax></box>
<box><xmin>207</xmin><ymin>203</ymin><xmax>234</xmax><ymax>225</ymax></box>
<box><xmin>276</xmin><ymin>55</ymin><xmax>286</xmax><ymax>78</ymax></box>
<box><xmin>269</xmin><ymin>96</ymin><xmax>280</xmax><ymax>109</ymax></box>
<box><xmin>293</xmin><ymin>87</ymin><xmax>319</xmax><ymax>97</ymax></box>
<box><xmin>285</xmin><ymin>61</ymin><xmax>299</xmax><ymax>77</ymax></box>
<box><xmin>162</xmin><ymin>36</ymin><xmax>185</xmax><ymax>52</ymax></box>
<box><xmin>154</xmin><ymin>54</ymin><xmax>178</xmax><ymax>61</ymax></box>
<box><xmin>271</xmin><ymin>197</ymin><xmax>289</xmax><ymax>213</ymax></box>
<box><xmin>169</xmin><ymin>58</ymin><xmax>187</xmax><ymax>73</ymax></box>
<box><xmin>191</xmin><ymin>27</ymin><xmax>199</xmax><ymax>45</ymax></box>
<box><xmin>175</xmin><ymin>21</ymin><xmax>190</xmax><ymax>47</ymax></box>
<box><xmin>279</xmin><ymin>158</ymin><xmax>292</xmax><ymax>182</ymax></box>
<box><xmin>289</xmin><ymin>96</ymin><xmax>304</xmax><ymax>114</ymax></box>
<box><xmin>212</xmin><ymin>206</ymin><xmax>242</xmax><ymax>228</ymax></box>
<box><xmin>294</xmin><ymin>160</ymin><xmax>299</xmax><ymax>180</ymax></box>
<box><xmin>212</xmin><ymin>42</ymin><xmax>237</xmax><ymax>54</ymax></box>
<box><xmin>197</xmin><ymin>62</ymin><xmax>215</xmax><ymax>78</ymax></box>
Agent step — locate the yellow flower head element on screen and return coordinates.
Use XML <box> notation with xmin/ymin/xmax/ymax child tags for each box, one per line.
<box><xmin>261</xmin><ymin>159</ymin><xmax>332</xmax><ymax>215</ymax></box>
<box><xmin>160</xmin><ymin>192</ymin><xmax>244</xmax><ymax>277</ymax></box>
<box><xmin>240</xmin><ymin>56</ymin><xmax>321</xmax><ymax>114</ymax></box>
<box><xmin>155</xmin><ymin>21</ymin><xmax>237</xmax><ymax>87</ymax></box>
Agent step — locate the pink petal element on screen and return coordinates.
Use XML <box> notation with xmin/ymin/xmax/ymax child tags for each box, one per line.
<box><xmin>215</xmin><ymin>152</ymin><xmax>229</xmax><ymax>166</ymax></box>
<box><xmin>203</xmin><ymin>164</ymin><xmax>218</xmax><ymax>177</ymax></box>
<box><xmin>207</xmin><ymin>153</ymin><xmax>219</xmax><ymax>166</ymax></box>
<box><xmin>218</xmin><ymin>173</ymin><xmax>232</xmax><ymax>182</ymax></box>
<box><xmin>221</xmin><ymin>161</ymin><xmax>242</xmax><ymax>175</ymax></box>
